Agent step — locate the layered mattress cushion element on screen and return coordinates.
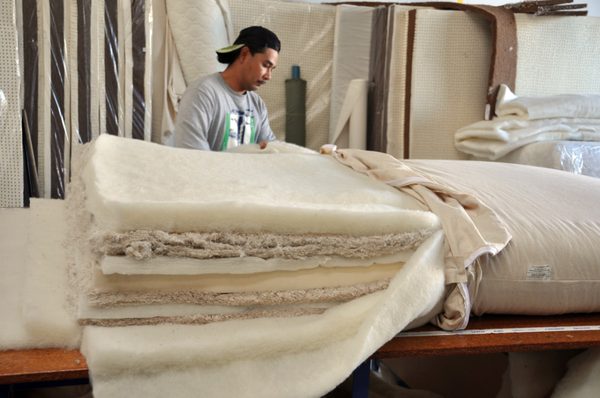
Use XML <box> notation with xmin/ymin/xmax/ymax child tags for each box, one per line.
<box><xmin>67</xmin><ymin>134</ymin><xmax>443</xmax><ymax>328</ymax></box>
<box><xmin>406</xmin><ymin>159</ymin><xmax>600</xmax><ymax>315</ymax></box>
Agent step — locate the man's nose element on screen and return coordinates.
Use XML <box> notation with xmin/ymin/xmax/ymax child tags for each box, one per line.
<box><xmin>264</xmin><ymin>69</ymin><xmax>272</xmax><ymax>81</ymax></box>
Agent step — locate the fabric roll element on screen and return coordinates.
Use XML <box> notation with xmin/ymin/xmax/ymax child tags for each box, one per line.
<box><xmin>285</xmin><ymin>73</ymin><xmax>306</xmax><ymax>146</ymax></box>
<box><xmin>331</xmin><ymin>78</ymin><xmax>368</xmax><ymax>150</ymax></box>
<box><xmin>496</xmin><ymin>84</ymin><xmax>600</xmax><ymax>120</ymax></box>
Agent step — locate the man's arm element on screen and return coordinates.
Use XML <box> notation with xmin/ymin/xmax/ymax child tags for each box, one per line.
<box><xmin>174</xmin><ymin>86</ymin><xmax>212</xmax><ymax>150</ymax></box>
<box><xmin>255</xmin><ymin>96</ymin><xmax>277</xmax><ymax>145</ymax></box>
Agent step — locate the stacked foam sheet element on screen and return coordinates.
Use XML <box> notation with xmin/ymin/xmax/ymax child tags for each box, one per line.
<box><xmin>229</xmin><ymin>0</ymin><xmax>336</xmax><ymax>150</ymax></box>
<box><xmin>68</xmin><ymin>134</ymin><xmax>441</xmax><ymax>328</ymax></box>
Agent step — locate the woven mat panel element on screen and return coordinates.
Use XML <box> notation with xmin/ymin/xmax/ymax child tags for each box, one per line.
<box><xmin>385</xmin><ymin>7</ymin><xmax>411</xmax><ymax>159</ymax></box>
<box><xmin>409</xmin><ymin>9</ymin><xmax>490</xmax><ymax>160</ymax></box>
<box><xmin>230</xmin><ymin>0</ymin><xmax>335</xmax><ymax>150</ymax></box>
<box><xmin>515</xmin><ymin>14</ymin><xmax>600</xmax><ymax>96</ymax></box>
<box><xmin>0</xmin><ymin>0</ymin><xmax>23</xmax><ymax>207</ymax></box>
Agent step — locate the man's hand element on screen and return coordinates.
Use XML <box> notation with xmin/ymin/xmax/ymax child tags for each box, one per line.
<box><xmin>259</xmin><ymin>141</ymin><xmax>268</xmax><ymax>150</ymax></box>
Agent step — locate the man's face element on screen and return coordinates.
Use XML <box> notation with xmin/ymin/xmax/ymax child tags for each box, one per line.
<box><xmin>239</xmin><ymin>47</ymin><xmax>278</xmax><ymax>92</ymax></box>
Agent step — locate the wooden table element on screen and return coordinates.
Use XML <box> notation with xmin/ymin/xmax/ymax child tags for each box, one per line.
<box><xmin>375</xmin><ymin>313</ymin><xmax>600</xmax><ymax>358</ymax></box>
<box><xmin>2</xmin><ymin>313</ymin><xmax>600</xmax><ymax>388</ymax></box>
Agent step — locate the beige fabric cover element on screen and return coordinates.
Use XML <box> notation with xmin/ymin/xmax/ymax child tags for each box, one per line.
<box><xmin>328</xmin><ymin>149</ymin><xmax>511</xmax><ymax>329</ymax></box>
<box><xmin>406</xmin><ymin>159</ymin><xmax>600</xmax><ymax>315</ymax></box>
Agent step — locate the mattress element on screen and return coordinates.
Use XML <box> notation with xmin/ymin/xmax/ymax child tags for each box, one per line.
<box><xmin>497</xmin><ymin>141</ymin><xmax>600</xmax><ymax>178</ymax></box>
<box><xmin>407</xmin><ymin>159</ymin><xmax>600</xmax><ymax>315</ymax></box>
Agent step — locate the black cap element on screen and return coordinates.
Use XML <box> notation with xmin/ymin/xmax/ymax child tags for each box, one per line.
<box><xmin>216</xmin><ymin>26</ymin><xmax>280</xmax><ymax>64</ymax></box>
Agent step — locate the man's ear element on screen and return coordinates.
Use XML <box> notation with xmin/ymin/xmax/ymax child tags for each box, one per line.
<box><xmin>238</xmin><ymin>46</ymin><xmax>250</xmax><ymax>63</ymax></box>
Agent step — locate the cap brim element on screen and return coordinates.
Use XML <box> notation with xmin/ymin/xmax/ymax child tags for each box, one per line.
<box><xmin>216</xmin><ymin>43</ymin><xmax>244</xmax><ymax>54</ymax></box>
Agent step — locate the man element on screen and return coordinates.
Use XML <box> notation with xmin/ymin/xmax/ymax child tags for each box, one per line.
<box><xmin>175</xmin><ymin>26</ymin><xmax>280</xmax><ymax>151</ymax></box>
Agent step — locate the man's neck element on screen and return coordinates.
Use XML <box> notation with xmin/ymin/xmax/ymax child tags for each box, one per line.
<box><xmin>220</xmin><ymin>68</ymin><xmax>245</xmax><ymax>94</ymax></box>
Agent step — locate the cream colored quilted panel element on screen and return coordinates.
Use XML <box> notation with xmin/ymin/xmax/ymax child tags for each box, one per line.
<box><xmin>515</xmin><ymin>14</ymin><xmax>600</xmax><ymax>97</ymax></box>
<box><xmin>409</xmin><ymin>9</ymin><xmax>490</xmax><ymax>160</ymax></box>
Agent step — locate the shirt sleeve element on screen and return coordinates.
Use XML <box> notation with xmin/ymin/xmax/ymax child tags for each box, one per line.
<box><xmin>174</xmin><ymin>85</ymin><xmax>212</xmax><ymax>150</ymax></box>
<box><xmin>255</xmin><ymin>97</ymin><xmax>277</xmax><ymax>143</ymax></box>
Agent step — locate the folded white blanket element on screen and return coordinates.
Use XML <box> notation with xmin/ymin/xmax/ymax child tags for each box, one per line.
<box><xmin>455</xmin><ymin>86</ymin><xmax>600</xmax><ymax>160</ymax></box>
<box><xmin>455</xmin><ymin>117</ymin><xmax>600</xmax><ymax>160</ymax></box>
<box><xmin>496</xmin><ymin>84</ymin><xmax>600</xmax><ymax>120</ymax></box>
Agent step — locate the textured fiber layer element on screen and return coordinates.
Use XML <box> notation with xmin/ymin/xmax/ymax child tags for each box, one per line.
<box><xmin>87</xmin><ymin>278</ymin><xmax>390</xmax><ymax>308</ymax></box>
<box><xmin>94</xmin><ymin>228</ymin><xmax>432</xmax><ymax>260</ymax></box>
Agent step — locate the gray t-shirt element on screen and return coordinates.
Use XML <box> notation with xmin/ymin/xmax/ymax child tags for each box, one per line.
<box><xmin>174</xmin><ymin>73</ymin><xmax>276</xmax><ymax>151</ymax></box>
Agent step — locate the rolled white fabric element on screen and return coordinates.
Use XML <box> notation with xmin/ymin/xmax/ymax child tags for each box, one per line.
<box><xmin>455</xmin><ymin>116</ymin><xmax>600</xmax><ymax>160</ymax></box>
<box><xmin>496</xmin><ymin>84</ymin><xmax>600</xmax><ymax>120</ymax></box>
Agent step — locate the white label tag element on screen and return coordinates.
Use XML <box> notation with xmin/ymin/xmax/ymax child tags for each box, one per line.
<box><xmin>526</xmin><ymin>265</ymin><xmax>553</xmax><ymax>281</ymax></box>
